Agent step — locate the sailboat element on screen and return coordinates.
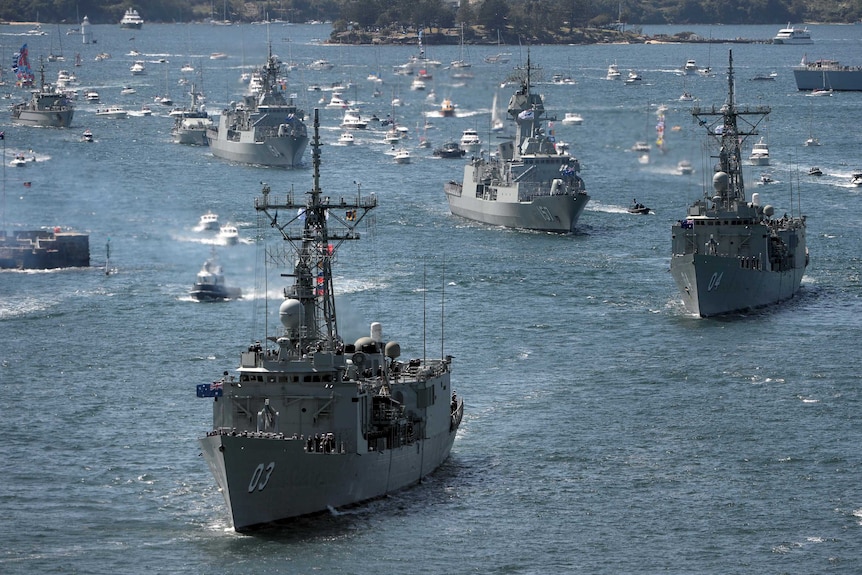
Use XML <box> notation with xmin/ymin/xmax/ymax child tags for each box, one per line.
<box><xmin>484</xmin><ymin>30</ymin><xmax>511</xmax><ymax>64</ymax></box>
<box><xmin>804</xmin><ymin>102</ymin><xmax>821</xmax><ymax>146</ymax></box>
<box><xmin>808</xmin><ymin>70</ymin><xmax>833</xmax><ymax>96</ymax></box>
<box><xmin>450</xmin><ymin>23</ymin><xmax>471</xmax><ymax>69</ymax></box>
<box><xmin>490</xmin><ymin>91</ymin><xmax>504</xmax><ymax>132</ymax></box>
<box><xmin>47</xmin><ymin>24</ymin><xmax>65</xmax><ymax>62</ymax></box>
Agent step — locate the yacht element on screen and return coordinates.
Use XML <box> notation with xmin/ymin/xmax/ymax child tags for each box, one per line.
<box><xmin>749</xmin><ymin>137</ymin><xmax>770</xmax><ymax>166</ymax></box>
<box><xmin>682</xmin><ymin>59</ymin><xmax>698</xmax><ymax>75</ymax></box>
<box><xmin>198</xmin><ymin>212</ymin><xmax>219</xmax><ymax>231</ymax></box>
<box><xmin>773</xmin><ymin>23</ymin><xmax>812</xmax><ymax>44</ymax></box>
<box><xmin>338</xmin><ymin>132</ymin><xmax>355</xmax><ymax>145</ymax></box>
<box><xmin>440</xmin><ymin>98</ymin><xmax>455</xmax><ymax>117</ymax></box>
<box><xmin>606</xmin><ymin>62</ymin><xmax>621</xmax><ymax>80</ymax></box>
<box><xmin>459</xmin><ymin>128</ymin><xmax>481</xmax><ymax>154</ymax></box>
<box><xmin>340</xmin><ymin>109</ymin><xmax>367</xmax><ymax>130</ymax></box>
<box><xmin>119</xmin><ymin>8</ymin><xmax>144</xmax><ymax>29</ymax></box>
<box><xmin>218</xmin><ymin>225</ymin><xmax>239</xmax><ymax>245</ymax></box>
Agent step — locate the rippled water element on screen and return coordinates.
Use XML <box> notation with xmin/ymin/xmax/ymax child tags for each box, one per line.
<box><xmin>1</xmin><ymin>22</ymin><xmax>860</xmax><ymax>574</ymax></box>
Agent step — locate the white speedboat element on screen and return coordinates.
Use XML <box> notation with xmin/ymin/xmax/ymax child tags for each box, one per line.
<box><xmin>851</xmin><ymin>172</ymin><xmax>862</xmax><ymax>186</ymax></box>
<box><xmin>677</xmin><ymin>160</ymin><xmax>693</xmax><ymax>175</ymax></box>
<box><xmin>682</xmin><ymin>59</ymin><xmax>698</xmax><ymax>75</ymax></box>
<box><xmin>129</xmin><ymin>60</ymin><xmax>146</xmax><ymax>75</ymax></box>
<box><xmin>199</xmin><ymin>211</ymin><xmax>219</xmax><ymax>231</ymax></box>
<box><xmin>218</xmin><ymin>225</ymin><xmax>239</xmax><ymax>245</ymax></box>
<box><xmin>561</xmin><ymin>113</ymin><xmax>583</xmax><ymax>125</ymax></box>
<box><xmin>338</xmin><ymin>132</ymin><xmax>355</xmax><ymax>145</ymax></box>
<box><xmin>393</xmin><ymin>148</ymin><xmax>411</xmax><ymax>164</ymax></box>
<box><xmin>95</xmin><ymin>106</ymin><xmax>128</xmax><ymax>119</ymax></box>
<box><xmin>625</xmin><ymin>70</ymin><xmax>642</xmax><ymax>84</ymax></box>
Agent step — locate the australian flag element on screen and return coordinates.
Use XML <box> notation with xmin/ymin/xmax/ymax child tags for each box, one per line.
<box><xmin>196</xmin><ymin>381</ymin><xmax>224</xmax><ymax>397</ymax></box>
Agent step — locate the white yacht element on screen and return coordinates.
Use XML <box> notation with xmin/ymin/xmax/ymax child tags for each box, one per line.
<box><xmin>119</xmin><ymin>8</ymin><xmax>144</xmax><ymax>29</ymax></box>
<box><xmin>459</xmin><ymin>128</ymin><xmax>482</xmax><ymax>154</ymax></box>
<box><xmin>606</xmin><ymin>62</ymin><xmax>621</xmax><ymax>80</ymax></box>
<box><xmin>749</xmin><ymin>137</ymin><xmax>770</xmax><ymax>166</ymax></box>
<box><xmin>338</xmin><ymin>132</ymin><xmax>355</xmax><ymax>145</ymax></box>
<box><xmin>682</xmin><ymin>59</ymin><xmax>698</xmax><ymax>75</ymax></box>
<box><xmin>773</xmin><ymin>23</ymin><xmax>812</xmax><ymax>44</ymax></box>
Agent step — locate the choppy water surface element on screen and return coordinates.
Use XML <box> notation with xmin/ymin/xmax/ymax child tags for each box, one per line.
<box><xmin>1</xmin><ymin>22</ymin><xmax>860</xmax><ymax>574</ymax></box>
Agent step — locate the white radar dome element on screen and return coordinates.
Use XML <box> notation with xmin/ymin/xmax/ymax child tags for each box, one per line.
<box><xmin>279</xmin><ymin>298</ymin><xmax>302</xmax><ymax>330</ymax></box>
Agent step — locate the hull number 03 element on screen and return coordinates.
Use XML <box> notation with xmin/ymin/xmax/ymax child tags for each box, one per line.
<box><xmin>248</xmin><ymin>462</ymin><xmax>275</xmax><ymax>493</ymax></box>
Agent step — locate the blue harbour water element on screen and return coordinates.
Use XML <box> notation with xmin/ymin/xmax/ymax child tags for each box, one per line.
<box><xmin>1</xmin><ymin>21</ymin><xmax>861</xmax><ymax>573</ymax></box>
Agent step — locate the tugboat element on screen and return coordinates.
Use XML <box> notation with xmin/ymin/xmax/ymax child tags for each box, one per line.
<box><xmin>207</xmin><ymin>45</ymin><xmax>308</xmax><ymax>167</ymax></box>
<box><xmin>443</xmin><ymin>51</ymin><xmax>589</xmax><ymax>232</ymax></box>
<box><xmin>197</xmin><ymin>110</ymin><xmax>463</xmax><ymax>531</ymax></box>
<box><xmin>670</xmin><ymin>51</ymin><xmax>808</xmax><ymax>317</ymax></box>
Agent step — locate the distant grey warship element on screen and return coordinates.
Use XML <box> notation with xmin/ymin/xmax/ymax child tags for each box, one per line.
<box><xmin>11</xmin><ymin>63</ymin><xmax>74</xmax><ymax>128</ymax></box>
<box><xmin>206</xmin><ymin>47</ymin><xmax>308</xmax><ymax>167</ymax></box>
<box><xmin>443</xmin><ymin>53</ymin><xmax>589</xmax><ymax>232</ymax></box>
<box><xmin>671</xmin><ymin>51</ymin><xmax>808</xmax><ymax>317</ymax></box>
<box><xmin>198</xmin><ymin>111</ymin><xmax>463</xmax><ymax>531</ymax></box>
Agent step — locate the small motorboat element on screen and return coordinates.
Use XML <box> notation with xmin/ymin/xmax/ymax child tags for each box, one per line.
<box><xmin>760</xmin><ymin>173</ymin><xmax>774</xmax><ymax>184</ymax></box>
<box><xmin>677</xmin><ymin>160</ymin><xmax>694</xmax><ymax>175</ymax></box>
<box><xmin>338</xmin><ymin>132</ymin><xmax>355</xmax><ymax>145</ymax></box>
<box><xmin>851</xmin><ymin>172</ymin><xmax>862</xmax><ymax>186</ymax></box>
<box><xmin>190</xmin><ymin>256</ymin><xmax>242</xmax><ymax>302</ymax></box>
<box><xmin>10</xmin><ymin>153</ymin><xmax>28</xmax><ymax>167</ymax></box>
<box><xmin>82</xmin><ymin>129</ymin><xmax>94</xmax><ymax>142</ymax></box>
<box><xmin>628</xmin><ymin>200</ymin><xmax>651</xmax><ymax>215</ymax></box>
<box><xmin>393</xmin><ymin>147</ymin><xmax>411</xmax><ymax>164</ymax></box>
<box><xmin>218</xmin><ymin>224</ymin><xmax>239</xmax><ymax>245</ymax></box>
<box><xmin>95</xmin><ymin>106</ymin><xmax>128</xmax><ymax>119</ymax></box>
<box><xmin>199</xmin><ymin>211</ymin><xmax>219</xmax><ymax>231</ymax></box>
<box><xmin>433</xmin><ymin>141</ymin><xmax>466</xmax><ymax>159</ymax></box>
<box><xmin>561</xmin><ymin>113</ymin><xmax>584</xmax><ymax>126</ymax></box>
<box><xmin>808</xmin><ymin>166</ymin><xmax>823</xmax><ymax>176</ymax></box>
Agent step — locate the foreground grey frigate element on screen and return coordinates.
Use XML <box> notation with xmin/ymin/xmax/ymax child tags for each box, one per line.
<box><xmin>670</xmin><ymin>50</ymin><xmax>808</xmax><ymax>317</ymax></box>
<box><xmin>206</xmin><ymin>46</ymin><xmax>308</xmax><ymax>167</ymax></box>
<box><xmin>443</xmin><ymin>52</ymin><xmax>589</xmax><ymax>232</ymax></box>
<box><xmin>198</xmin><ymin>110</ymin><xmax>463</xmax><ymax>531</ymax></box>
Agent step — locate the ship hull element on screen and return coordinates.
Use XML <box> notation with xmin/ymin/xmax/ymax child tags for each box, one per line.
<box><xmin>0</xmin><ymin>231</ymin><xmax>89</xmax><ymax>269</ymax></box>
<box><xmin>11</xmin><ymin>108</ymin><xmax>74</xmax><ymax>128</ymax></box>
<box><xmin>174</xmin><ymin>128</ymin><xmax>208</xmax><ymax>146</ymax></box>
<box><xmin>794</xmin><ymin>69</ymin><xmax>862</xmax><ymax>91</ymax></box>
<box><xmin>445</xmin><ymin>180</ymin><xmax>588</xmax><ymax>233</ymax></box>
<box><xmin>670</xmin><ymin>253</ymin><xmax>805</xmax><ymax>317</ymax></box>
<box><xmin>200</xmin><ymin>427</ymin><xmax>458</xmax><ymax>531</ymax></box>
<box><xmin>207</xmin><ymin>128</ymin><xmax>308</xmax><ymax>167</ymax></box>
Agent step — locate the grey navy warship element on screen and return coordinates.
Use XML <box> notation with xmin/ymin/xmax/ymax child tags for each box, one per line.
<box><xmin>198</xmin><ymin>111</ymin><xmax>463</xmax><ymax>531</ymax></box>
<box><xmin>206</xmin><ymin>47</ymin><xmax>308</xmax><ymax>167</ymax></box>
<box><xmin>443</xmin><ymin>53</ymin><xmax>589</xmax><ymax>232</ymax></box>
<box><xmin>671</xmin><ymin>51</ymin><xmax>808</xmax><ymax>317</ymax></box>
